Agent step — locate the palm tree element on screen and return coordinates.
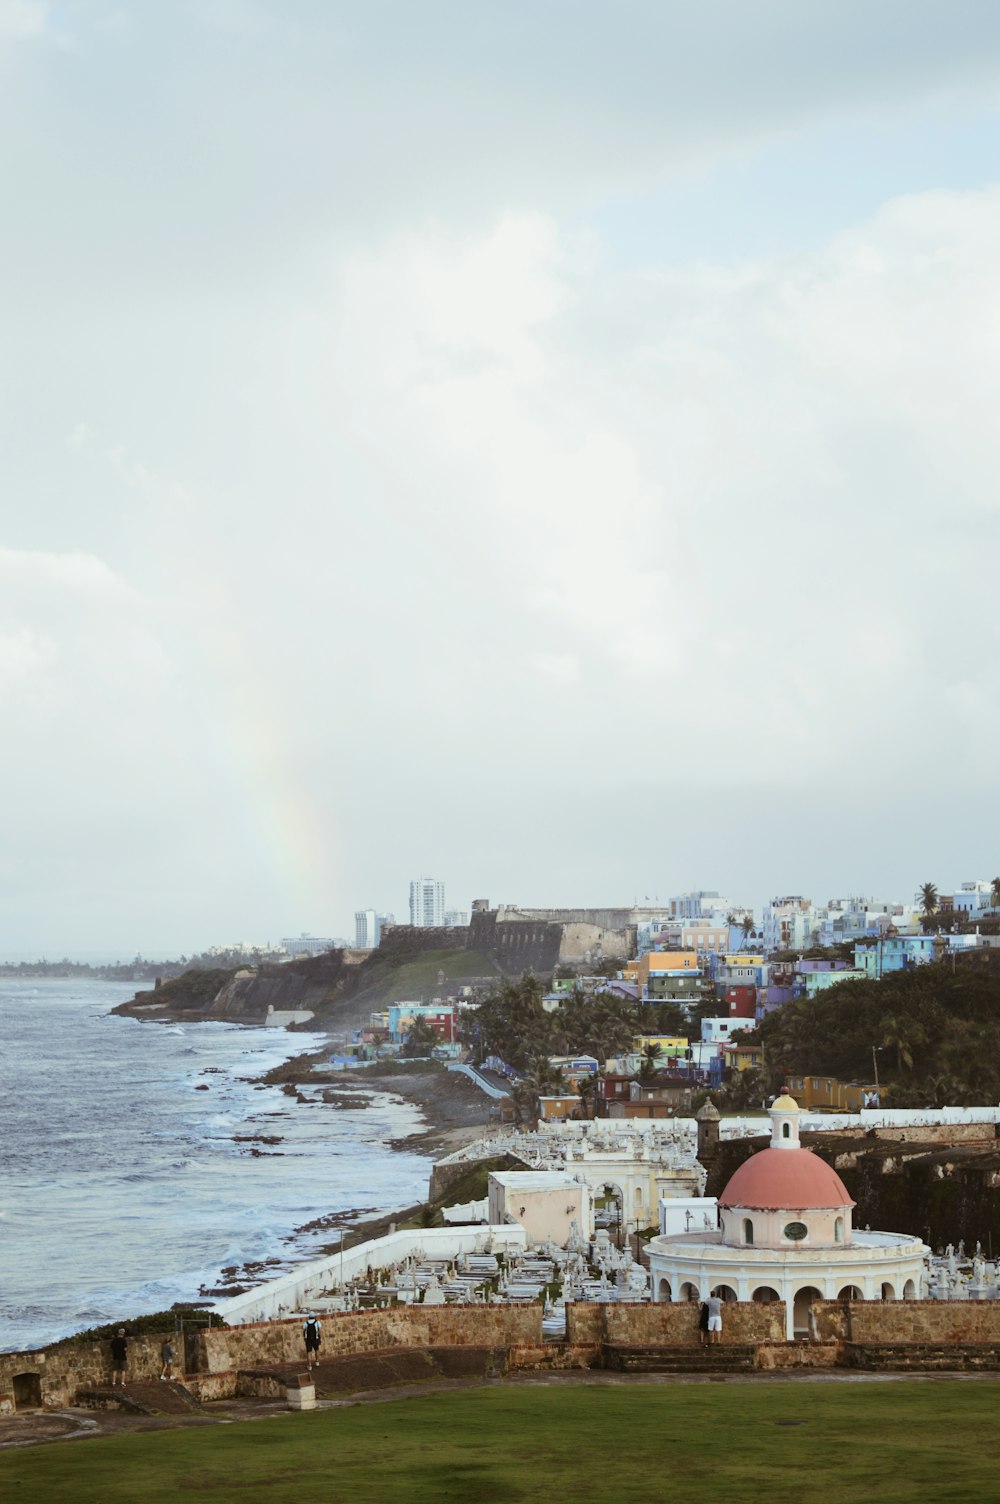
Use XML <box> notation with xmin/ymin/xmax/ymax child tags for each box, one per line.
<box><xmin>919</xmin><ymin>882</ymin><xmax>938</xmax><ymax>919</ymax></box>
<box><xmin>639</xmin><ymin>1042</ymin><xmax>663</xmax><ymax>1081</ymax></box>
<box><xmin>881</xmin><ymin>1016</ymin><xmax>924</xmax><ymax>1074</ymax></box>
<box><xmin>577</xmin><ymin>1074</ymin><xmax>597</xmax><ymax>1120</ymax></box>
<box><xmin>403</xmin><ymin>1017</ymin><xmax>441</xmax><ymax>1057</ymax></box>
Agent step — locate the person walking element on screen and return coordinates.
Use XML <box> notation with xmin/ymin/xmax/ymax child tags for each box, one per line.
<box><xmin>698</xmin><ymin>1299</ymin><xmax>710</xmax><ymax>1346</ymax></box>
<box><xmin>303</xmin><ymin>1314</ymin><xmax>322</xmax><ymax>1370</ymax></box>
<box><xmin>110</xmin><ymin>1329</ymin><xmax>128</xmax><ymax>1387</ymax></box>
<box><xmin>706</xmin><ymin>1292</ymin><xmax>723</xmax><ymax>1345</ymax></box>
<box><xmin>160</xmin><ymin>1337</ymin><xmax>176</xmax><ymax>1382</ymax></box>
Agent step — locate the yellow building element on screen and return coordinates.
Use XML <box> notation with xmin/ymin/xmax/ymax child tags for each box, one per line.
<box><xmin>724</xmin><ymin>1041</ymin><xmax>764</xmax><ymax>1072</ymax></box>
<box><xmin>783</xmin><ymin>1074</ymin><xmax>880</xmax><ymax>1112</ymax></box>
<box><xmin>634</xmin><ymin>1034</ymin><xmax>688</xmax><ymax>1054</ymax></box>
<box><xmin>635</xmin><ymin>952</ymin><xmax>699</xmax><ymax>989</ymax></box>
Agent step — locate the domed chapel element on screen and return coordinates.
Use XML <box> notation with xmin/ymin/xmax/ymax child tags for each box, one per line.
<box><xmin>646</xmin><ymin>1095</ymin><xmax>928</xmax><ymax>1339</ymax></box>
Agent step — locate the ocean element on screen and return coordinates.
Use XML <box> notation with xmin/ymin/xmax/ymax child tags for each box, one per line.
<box><xmin>0</xmin><ymin>978</ymin><xmax>432</xmax><ymax>1353</ymax></box>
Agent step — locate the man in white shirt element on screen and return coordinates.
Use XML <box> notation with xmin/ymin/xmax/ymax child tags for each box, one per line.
<box><xmin>706</xmin><ymin>1293</ymin><xmax>723</xmax><ymax>1343</ymax></box>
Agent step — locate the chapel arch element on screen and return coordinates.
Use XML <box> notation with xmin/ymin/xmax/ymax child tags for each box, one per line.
<box><xmin>752</xmin><ymin>1286</ymin><xmax>780</xmax><ymax>1304</ymax></box>
<box><xmin>792</xmin><ymin>1285</ymin><xmax>823</xmax><ymax>1340</ymax></box>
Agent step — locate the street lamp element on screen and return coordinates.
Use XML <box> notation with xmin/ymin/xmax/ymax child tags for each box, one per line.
<box><xmin>871</xmin><ymin>1045</ymin><xmax>886</xmax><ymax>1094</ymax></box>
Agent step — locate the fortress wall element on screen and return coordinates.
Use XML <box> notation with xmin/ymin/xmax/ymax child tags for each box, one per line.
<box><xmin>12</xmin><ymin>1298</ymin><xmax>1000</xmax><ymax>1411</ymax></box>
<box><xmin>466</xmin><ymin>911</ymin><xmax>562</xmax><ymax>975</ymax></box>
<box><xmin>0</xmin><ymin>1334</ymin><xmax>174</xmax><ymax>1414</ymax></box>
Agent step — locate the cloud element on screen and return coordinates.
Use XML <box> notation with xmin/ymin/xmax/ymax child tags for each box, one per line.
<box><xmin>2</xmin><ymin>6</ymin><xmax>1000</xmax><ymax>944</ymax></box>
<box><xmin>0</xmin><ymin>0</ymin><xmax>45</xmax><ymax>46</ymax></box>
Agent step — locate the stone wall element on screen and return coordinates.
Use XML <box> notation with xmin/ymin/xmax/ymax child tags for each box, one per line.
<box><xmin>467</xmin><ymin>910</ymin><xmax>562</xmax><ymax>976</ymax></box>
<box><xmin>195</xmin><ymin>1305</ymin><xmax>543</xmax><ymax>1373</ymax></box>
<box><xmin>0</xmin><ymin>1333</ymin><xmax>175</xmax><ymax>1414</ymax></box>
<box><xmin>564</xmin><ymin>1301</ymin><xmax>785</xmax><ymax>1346</ymax></box>
<box><xmin>13</xmin><ymin>1299</ymin><xmax>1000</xmax><ymax>1411</ymax></box>
<box><xmin>813</xmin><ymin>1300</ymin><xmax>1000</xmax><ymax>1345</ymax></box>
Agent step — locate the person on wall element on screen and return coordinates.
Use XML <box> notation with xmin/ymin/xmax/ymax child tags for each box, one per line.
<box><xmin>706</xmin><ymin>1292</ymin><xmax>724</xmax><ymax>1345</ymax></box>
<box><xmin>303</xmin><ymin>1314</ymin><xmax>322</xmax><ymax>1370</ymax></box>
<box><xmin>110</xmin><ymin>1329</ymin><xmax>128</xmax><ymax>1387</ymax></box>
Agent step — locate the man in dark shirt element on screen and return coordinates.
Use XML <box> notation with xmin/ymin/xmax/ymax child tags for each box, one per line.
<box><xmin>110</xmin><ymin>1329</ymin><xmax>128</xmax><ymax>1387</ymax></box>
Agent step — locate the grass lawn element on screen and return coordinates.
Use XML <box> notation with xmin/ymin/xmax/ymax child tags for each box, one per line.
<box><xmin>3</xmin><ymin>1380</ymin><xmax>998</xmax><ymax>1504</ymax></box>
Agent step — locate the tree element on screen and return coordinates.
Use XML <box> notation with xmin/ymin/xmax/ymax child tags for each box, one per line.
<box><xmin>638</xmin><ymin>1042</ymin><xmax>663</xmax><ymax>1081</ymax></box>
<box><xmin>403</xmin><ymin>1017</ymin><xmax>440</xmax><ymax>1057</ymax></box>
<box><xmin>577</xmin><ymin>1074</ymin><xmax>597</xmax><ymax>1120</ymax></box>
<box><xmin>919</xmin><ymin>882</ymin><xmax>939</xmax><ymax>919</ymax></box>
<box><xmin>991</xmin><ymin>877</ymin><xmax>1000</xmax><ymax>910</ymax></box>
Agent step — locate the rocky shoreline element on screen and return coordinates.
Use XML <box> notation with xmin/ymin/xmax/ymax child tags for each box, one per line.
<box><xmin>196</xmin><ymin>1044</ymin><xmax>499</xmax><ymax>1297</ymax></box>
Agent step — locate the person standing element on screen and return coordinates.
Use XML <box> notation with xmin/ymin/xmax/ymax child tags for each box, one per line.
<box><xmin>303</xmin><ymin>1314</ymin><xmax>321</xmax><ymax>1370</ymax></box>
<box><xmin>110</xmin><ymin>1329</ymin><xmax>128</xmax><ymax>1387</ymax></box>
<box><xmin>698</xmin><ymin>1299</ymin><xmax>710</xmax><ymax>1346</ymax></box>
<box><xmin>160</xmin><ymin>1337</ymin><xmax>176</xmax><ymax>1382</ymax></box>
<box><xmin>706</xmin><ymin>1292</ymin><xmax>723</xmax><ymax>1345</ymax></box>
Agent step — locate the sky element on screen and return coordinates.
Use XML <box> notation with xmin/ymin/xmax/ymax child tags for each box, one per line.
<box><xmin>2</xmin><ymin>1</ymin><xmax>1000</xmax><ymax>957</ymax></box>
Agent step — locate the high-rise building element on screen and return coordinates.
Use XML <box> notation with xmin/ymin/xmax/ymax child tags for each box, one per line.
<box><xmin>354</xmin><ymin>910</ymin><xmax>394</xmax><ymax>947</ymax></box>
<box><xmin>444</xmin><ymin>909</ymin><xmax>468</xmax><ymax>928</ymax></box>
<box><xmin>355</xmin><ymin>910</ymin><xmax>379</xmax><ymax>948</ymax></box>
<box><xmin>409</xmin><ymin>877</ymin><xmax>445</xmax><ymax>928</ymax></box>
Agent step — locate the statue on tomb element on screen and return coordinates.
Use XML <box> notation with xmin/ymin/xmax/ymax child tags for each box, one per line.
<box><xmin>627</xmin><ymin>1262</ymin><xmax>649</xmax><ymax>1294</ymax></box>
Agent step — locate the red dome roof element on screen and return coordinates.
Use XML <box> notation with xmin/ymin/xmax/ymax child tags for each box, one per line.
<box><xmin>719</xmin><ymin>1148</ymin><xmax>855</xmax><ymax>1211</ymax></box>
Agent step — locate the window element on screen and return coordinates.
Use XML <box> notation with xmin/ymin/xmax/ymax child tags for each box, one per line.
<box><xmin>784</xmin><ymin>1221</ymin><xmax>808</xmax><ymax>1241</ymax></box>
<box><xmin>743</xmin><ymin>1218</ymin><xmax>754</xmax><ymax>1245</ymax></box>
<box><xmin>835</xmin><ymin>1217</ymin><xmax>844</xmax><ymax>1243</ymax></box>
<box><xmin>782</xmin><ymin>1123</ymin><xmax>790</xmax><ymax>1139</ymax></box>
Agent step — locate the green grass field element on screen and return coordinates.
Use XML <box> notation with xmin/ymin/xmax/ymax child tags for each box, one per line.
<box><xmin>3</xmin><ymin>1380</ymin><xmax>999</xmax><ymax>1504</ymax></box>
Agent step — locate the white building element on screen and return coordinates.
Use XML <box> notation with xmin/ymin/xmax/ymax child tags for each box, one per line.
<box><xmin>487</xmin><ymin>1171</ymin><xmax>591</xmax><ymax>1247</ymax></box>
<box><xmin>444</xmin><ymin>909</ymin><xmax>468</xmax><ymax>928</ymax></box>
<box><xmin>646</xmin><ymin>1096</ymin><xmax>928</xmax><ymax>1339</ymax></box>
<box><xmin>280</xmin><ymin>933</ymin><xmax>337</xmax><ymax>957</ymax></box>
<box><xmin>409</xmin><ymin>877</ymin><xmax>446</xmax><ymax>928</ymax></box>
<box><xmin>952</xmin><ymin>881</ymin><xmax>995</xmax><ymax>916</ymax></box>
<box><xmin>670</xmin><ymin>891</ymin><xmax>731</xmax><ymax>921</ymax></box>
<box><xmin>354</xmin><ymin>910</ymin><xmax>394</xmax><ymax>948</ymax></box>
<box><xmin>762</xmin><ymin>897</ymin><xmax>819</xmax><ymax>955</ymax></box>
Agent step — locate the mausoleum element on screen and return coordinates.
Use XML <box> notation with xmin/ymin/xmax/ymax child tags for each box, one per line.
<box><xmin>646</xmin><ymin>1094</ymin><xmax>928</xmax><ymax>1338</ymax></box>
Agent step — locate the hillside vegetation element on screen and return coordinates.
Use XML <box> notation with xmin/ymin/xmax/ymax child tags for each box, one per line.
<box><xmin>757</xmin><ymin>951</ymin><xmax>1000</xmax><ymax>1105</ymax></box>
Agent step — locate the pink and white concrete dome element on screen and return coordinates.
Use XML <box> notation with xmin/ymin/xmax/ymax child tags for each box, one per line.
<box><xmin>646</xmin><ymin>1094</ymin><xmax>930</xmax><ymax>1337</ymax></box>
<box><xmin>718</xmin><ymin>1093</ymin><xmax>856</xmax><ymax>1250</ymax></box>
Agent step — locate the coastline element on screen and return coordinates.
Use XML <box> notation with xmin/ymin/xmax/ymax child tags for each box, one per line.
<box><xmin>197</xmin><ymin>1044</ymin><xmax>500</xmax><ymax>1292</ymax></box>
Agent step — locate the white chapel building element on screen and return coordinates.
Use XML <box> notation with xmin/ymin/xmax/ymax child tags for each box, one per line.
<box><xmin>647</xmin><ymin>1094</ymin><xmax>928</xmax><ymax>1339</ymax></box>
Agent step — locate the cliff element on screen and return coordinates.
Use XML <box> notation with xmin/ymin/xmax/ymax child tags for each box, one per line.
<box><xmin>112</xmin><ymin>952</ymin><xmax>349</xmax><ymax>1027</ymax></box>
